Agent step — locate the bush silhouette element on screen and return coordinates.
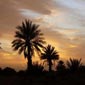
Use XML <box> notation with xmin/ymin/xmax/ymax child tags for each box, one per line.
<box><xmin>2</xmin><ymin>67</ymin><xmax>16</xmax><ymax>75</ymax></box>
<box><xmin>57</xmin><ymin>60</ymin><xmax>66</xmax><ymax>75</ymax></box>
<box><xmin>26</xmin><ymin>62</ymin><xmax>44</xmax><ymax>75</ymax></box>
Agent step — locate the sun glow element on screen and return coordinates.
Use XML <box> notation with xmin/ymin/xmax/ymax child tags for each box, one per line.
<box><xmin>69</xmin><ymin>44</ymin><xmax>77</xmax><ymax>48</ymax></box>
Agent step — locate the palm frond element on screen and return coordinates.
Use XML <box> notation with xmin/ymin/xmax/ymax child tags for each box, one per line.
<box><xmin>66</xmin><ymin>58</ymin><xmax>82</xmax><ymax>71</ymax></box>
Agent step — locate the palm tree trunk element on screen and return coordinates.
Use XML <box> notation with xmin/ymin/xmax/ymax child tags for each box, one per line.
<box><xmin>27</xmin><ymin>55</ymin><xmax>32</xmax><ymax>71</ymax></box>
<box><xmin>27</xmin><ymin>46</ymin><xmax>32</xmax><ymax>71</ymax></box>
<box><xmin>49</xmin><ymin>60</ymin><xmax>52</xmax><ymax>72</ymax></box>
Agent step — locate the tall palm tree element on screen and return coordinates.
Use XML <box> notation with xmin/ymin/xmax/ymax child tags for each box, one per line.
<box><xmin>41</xmin><ymin>45</ymin><xmax>59</xmax><ymax>72</ymax></box>
<box><xmin>66</xmin><ymin>58</ymin><xmax>82</xmax><ymax>72</ymax></box>
<box><xmin>12</xmin><ymin>20</ymin><xmax>45</xmax><ymax>71</ymax></box>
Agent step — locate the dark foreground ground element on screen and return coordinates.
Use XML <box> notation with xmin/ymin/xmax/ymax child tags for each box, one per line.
<box><xmin>0</xmin><ymin>72</ymin><xmax>85</xmax><ymax>85</ymax></box>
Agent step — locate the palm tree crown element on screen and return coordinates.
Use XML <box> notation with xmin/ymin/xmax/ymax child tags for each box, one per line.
<box><xmin>67</xmin><ymin>58</ymin><xmax>82</xmax><ymax>72</ymax></box>
<box><xmin>41</xmin><ymin>44</ymin><xmax>59</xmax><ymax>71</ymax></box>
<box><xmin>12</xmin><ymin>20</ymin><xmax>46</xmax><ymax>70</ymax></box>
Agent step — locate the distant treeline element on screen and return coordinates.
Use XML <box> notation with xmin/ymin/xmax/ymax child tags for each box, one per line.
<box><xmin>0</xmin><ymin>58</ymin><xmax>85</xmax><ymax>76</ymax></box>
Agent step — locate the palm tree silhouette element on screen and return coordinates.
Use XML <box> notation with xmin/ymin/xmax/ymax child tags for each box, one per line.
<box><xmin>12</xmin><ymin>20</ymin><xmax>45</xmax><ymax>71</ymax></box>
<box><xmin>41</xmin><ymin>45</ymin><xmax>59</xmax><ymax>72</ymax></box>
<box><xmin>67</xmin><ymin>58</ymin><xmax>82</xmax><ymax>73</ymax></box>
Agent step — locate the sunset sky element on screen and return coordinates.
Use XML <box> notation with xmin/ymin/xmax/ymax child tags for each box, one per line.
<box><xmin>0</xmin><ymin>0</ymin><xmax>85</xmax><ymax>71</ymax></box>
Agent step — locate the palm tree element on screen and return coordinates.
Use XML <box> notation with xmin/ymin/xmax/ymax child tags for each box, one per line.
<box><xmin>41</xmin><ymin>45</ymin><xmax>59</xmax><ymax>72</ymax></box>
<box><xmin>12</xmin><ymin>20</ymin><xmax>46</xmax><ymax>71</ymax></box>
<box><xmin>66</xmin><ymin>58</ymin><xmax>82</xmax><ymax>72</ymax></box>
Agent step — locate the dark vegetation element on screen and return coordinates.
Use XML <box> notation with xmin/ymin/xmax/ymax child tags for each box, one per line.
<box><xmin>0</xmin><ymin>20</ymin><xmax>85</xmax><ymax>85</ymax></box>
<box><xmin>0</xmin><ymin>61</ymin><xmax>85</xmax><ymax>85</ymax></box>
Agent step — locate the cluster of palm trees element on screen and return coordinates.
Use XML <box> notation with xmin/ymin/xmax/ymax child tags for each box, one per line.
<box><xmin>57</xmin><ymin>58</ymin><xmax>84</xmax><ymax>74</ymax></box>
<box><xmin>12</xmin><ymin>20</ymin><xmax>59</xmax><ymax>71</ymax></box>
<box><xmin>12</xmin><ymin>20</ymin><xmax>84</xmax><ymax>72</ymax></box>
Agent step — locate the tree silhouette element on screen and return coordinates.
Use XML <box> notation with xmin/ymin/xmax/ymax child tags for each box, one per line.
<box><xmin>12</xmin><ymin>20</ymin><xmax>45</xmax><ymax>71</ymax></box>
<box><xmin>57</xmin><ymin>60</ymin><xmax>66</xmax><ymax>74</ymax></box>
<box><xmin>66</xmin><ymin>58</ymin><xmax>82</xmax><ymax>73</ymax></box>
<box><xmin>41</xmin><ymin>45</ymin><xmax>59</xmax><ymax>72</ymax></box>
